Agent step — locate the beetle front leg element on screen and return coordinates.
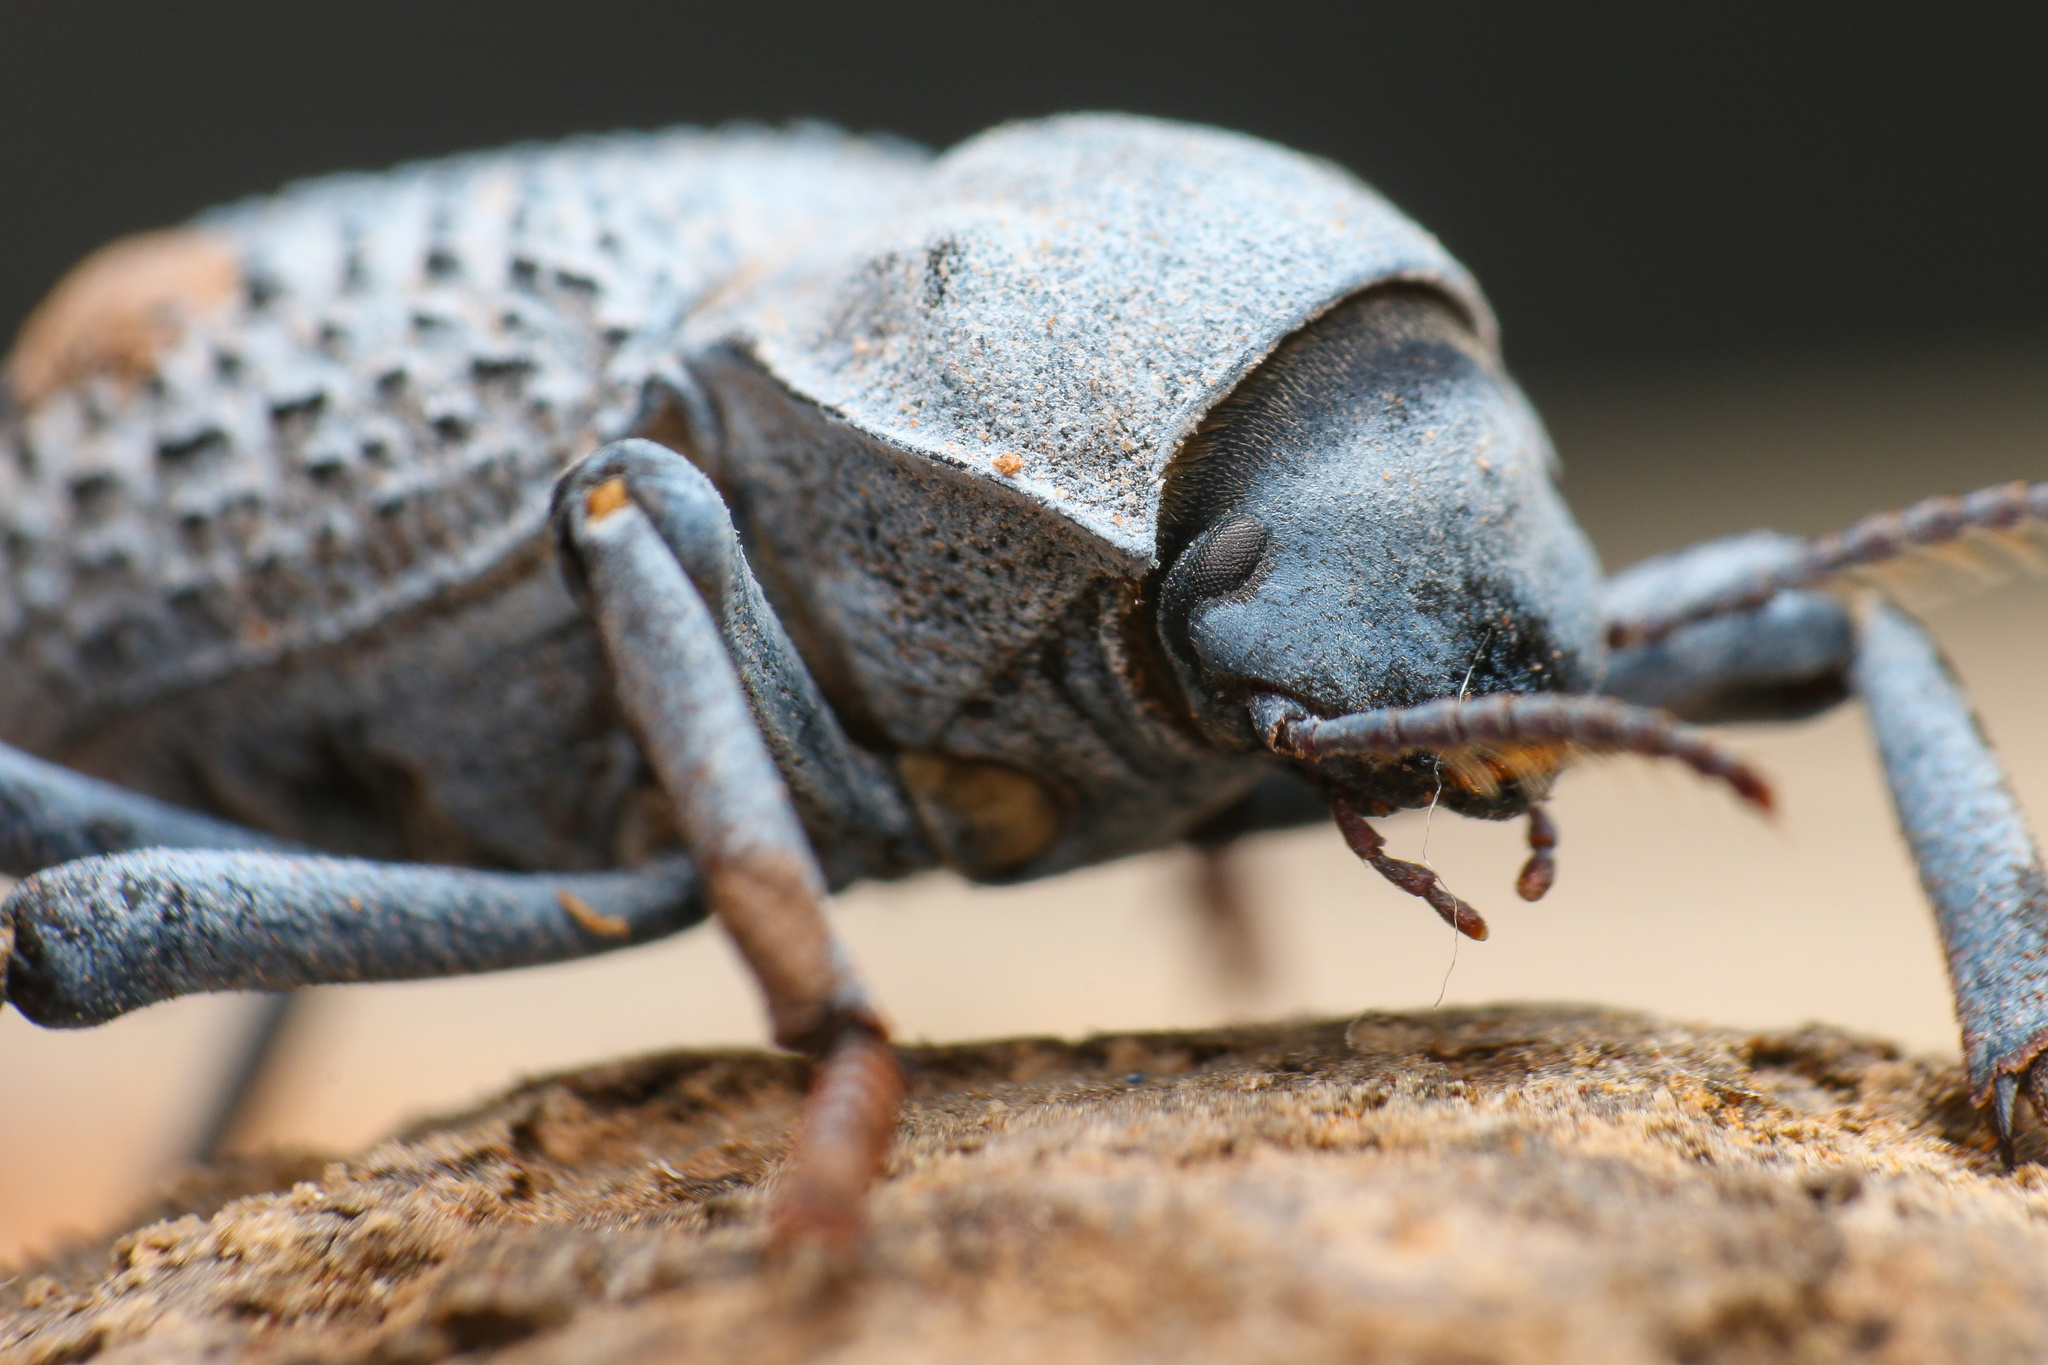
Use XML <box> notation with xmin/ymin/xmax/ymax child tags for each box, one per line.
<box><xmin>1605</xmin><ymin>525</ymin><xmax>2048</xmax><ymax>1155</ymax></box>
<box><xmin>554</xmin><ymin>444</ymin><xmax>905</xmax><ymax>1244</ymax></box>
<box><xmin>1601</xmin><ymin>532</ymin><xmax>1856</xmax><ymax>724</ymax></box>
<box><xmin>1852</xmin><ymin>602</ymin><xmax>2048</xmax><ymax>1155</ymax></box>
<box><xmin>554</xmin><ymin>439</ymin><xmax>927</xmax><ymax>882</ymax></box>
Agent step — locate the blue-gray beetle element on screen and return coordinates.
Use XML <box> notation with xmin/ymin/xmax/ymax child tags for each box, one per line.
<box><xmin>2</xmin><ymin>115</ymin><xmax>2042</xmax><ymax>1238</ymax></box>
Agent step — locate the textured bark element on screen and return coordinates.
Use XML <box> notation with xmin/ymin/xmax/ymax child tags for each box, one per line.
<box><xmin>7</xmin><ymin>1004</ymin><xmax>2048</xmax><ymax>1364</ymax></box>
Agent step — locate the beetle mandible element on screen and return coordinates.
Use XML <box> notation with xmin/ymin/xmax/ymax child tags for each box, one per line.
<box><xmin>2</xmin><ymin>114</ymin><xmax>2043</xmax><ymax>1240</ymax></box>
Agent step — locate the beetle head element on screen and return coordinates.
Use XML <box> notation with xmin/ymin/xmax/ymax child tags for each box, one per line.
<box><xmin>1151</xmin><ymin>287</ymin><xmax>1603</xmax><ymax>818</ymax></box>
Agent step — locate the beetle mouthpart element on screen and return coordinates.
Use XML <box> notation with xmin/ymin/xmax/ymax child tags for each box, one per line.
<box><xmin>1517</xmin><ymin>805</ymin><xmax>1559</xmax><ymax>902</ymax></box>
<box><xmin>1257</xmin><ymin>691</ymin><xmax>1775</xmax><ymax>816</ymax></box>
<box><xmin>1332</xmin><ymin>795</ymin><xmax>1488</xmax><ymax>940</ymax></box>
<box><xmin>1607</xmin><ymin>479</ymin><xmax>2048</xmax><ymax>648</ymax></box>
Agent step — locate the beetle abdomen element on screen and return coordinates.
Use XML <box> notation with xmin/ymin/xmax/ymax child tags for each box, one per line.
<box><xmin>0</xmin><ymin>126</ymin><xmax>925</xmax><ymax>748</ymax></box>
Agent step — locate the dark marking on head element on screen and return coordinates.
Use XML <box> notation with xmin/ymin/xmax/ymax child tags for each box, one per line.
<box><xmin>1157</xmin><ymin>284</ymin><xmax>1477</xmax><ymax>564</ymax></box>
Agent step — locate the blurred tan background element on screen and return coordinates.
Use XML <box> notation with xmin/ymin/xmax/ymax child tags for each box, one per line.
<box><xmin>5</xmin><ymin>339</ymin><xmax>2043</xmax><ymax>1262</ymax></box>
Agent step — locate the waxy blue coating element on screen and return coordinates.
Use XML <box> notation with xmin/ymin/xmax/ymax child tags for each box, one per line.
<box><xmin>5</xmin><ymin>848</ymin><xmax>702</xmax><ymax>1028</ymax></box>
<box><xmin>1854</xmin><ymin>602</ymin><xmax>2048</xmax><ymax>1102</ymax></box>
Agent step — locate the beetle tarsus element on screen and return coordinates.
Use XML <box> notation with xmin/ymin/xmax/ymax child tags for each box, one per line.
<box><xmin>1517</xmin><ymin>806</ymin><xmax>1558</xmax><ymax>902</ymax></box>
<box><xmin>1333</xmin><ymin>797</ymin><xmax>1488</xmax><ymax>941</ymax></box>
<box><xmin>1995</xmin><ymin>1071</ymin><xmax>2023</xmax><ymax>1169</ymax></box>
<box><xmin>1988</xmin><ymin>1056</ymin><xmax>2048</xmax><ymax>1171</ymax></box>
<box><xmin>771</xmin><ymin>1019</ymin><xmax>906</xmax><ymax>1247</ymax></box>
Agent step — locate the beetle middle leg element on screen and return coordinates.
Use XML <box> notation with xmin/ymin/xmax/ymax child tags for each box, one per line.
<box><xmin>1</xmin><ymin>738</ymin><xmax>716</xmax><ymax>1155</ymax></box>
<box><xmin>2</xmin><ymin>744</ymin><xmax>306</xmax><ymax>1158</ymax></box>
<box><xmin>553</xmin><ymin>439</ymin><xmax>928</xmax><ymax>1243</ymax></box>
<box><xmin>1604</xmin><ymin>481</ymin><xmax>2048</xmax><ymax>1155</ymax></box>
<box><xmin>1179</xmin><ymin>772</ymin><xmax>1330</xmax><ymax>993</ymax></box>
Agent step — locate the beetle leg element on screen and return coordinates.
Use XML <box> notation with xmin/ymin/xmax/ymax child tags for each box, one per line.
<box><xmin>554</xmin><ymin>448</ymin><xmax>901</xmax><ymax>1244</ymax></box>
<box><xmin>4</xmin><ymin>848</ymin><xmax>703</xmax><ymax>1027</ymax></box>
<box><xmin>1602</xmin><ymin>532</ymin><xmax>1859</xmax><ymax>724</ymax></box>
<box><xmin>1</xmin><ymin>741</ymin><xmax>316</xmax><ymax>1158</ymax></box>
<box><xmin>187</xmin><ymin>991</ymin><xmax>300</xmax><ymax>1161</ymax></box>
<box><xmin>1177</xmin><ymin>773</ymin><xmax>1328</xmax><ymax>995</ymax></box>
<box><xmin>0</xmin><ymin>740</ymin><xmax>294</xmax><ymax>877</ymax></box>
<box><xmin>1604</xmin><ymin>481</ymin><xmax>2044</xmax><ymax>724</ymax></box>
<box><xmin>1516</xmin><ymin>805</ymin><xmax>1558</xmax><ymax>902</ymax></box>
<box><xmin>1184</xmin><ymin>838</ymin><xmax>1266</xmax><ymax>995</ymax></box>
<box><xmin>1852</xmin><ymin>601</ymin><xmax>2048</xmax><ymax>1155</ymax></box>
<box><xmin>1607</xmin><ymin>480</ymin><xmax>2046</xmax><ymax>650</ymax></box>
<box><xmin>553</xmin><ymin>439</ymin><xmax>927</xmax><ymax>881</ymax></box>
<box><xmin>1606</xmin><ymin>545</ymin><xmax>2048</xmax><ymax>1156</ymax></box>
<box><xmin>1</xmin><ymin>740</ymin><xmax>707</xmax><ymax>1155</ymax></box>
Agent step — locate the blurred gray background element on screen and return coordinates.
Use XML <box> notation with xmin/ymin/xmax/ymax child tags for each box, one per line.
<box><xmin>4</xmin><ymin>0</ymin><xmax>2045</xmax><ymax>1260</ymax></box>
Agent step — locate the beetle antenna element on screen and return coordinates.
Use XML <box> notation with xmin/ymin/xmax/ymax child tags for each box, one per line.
<box><xmin>1517</xmin><ymin>805</ymin><xmax>1559</xmax><ymax>901</ymax></box>
<box><xmin>1333</xmin><ymin>796</ymin><xmax>1488</xmax><ymax>940</ymax></box>
<box><xmin>1263</xmin><ymin>692</ymin><xmax>1774</xmax><ymax>815</ymax></box>
<box><xmin>1608</xmin><ymin>479</ymin><xmax>2048</xmax><ymax>647</ymax></box>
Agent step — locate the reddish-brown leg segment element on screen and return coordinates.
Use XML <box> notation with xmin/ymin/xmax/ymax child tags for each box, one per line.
<box><xmin>1333</xmin><ymin>796</ymin><xmax>1489</xmax><ymax>940</ymax></box>
<box><xmin>772</xmin><ymin>1021</ymin><xmax>907</xmax><ymax>1245</ymax></box>
<box><xmin>561</xmin><ymin>462</ymin><xmax>903</xmax><ymax>1245</ymax></box>
<box><xmin>1516</xmin><ymin>805</ymin><xmax>1558</xmax><ymax>902</ymax></box>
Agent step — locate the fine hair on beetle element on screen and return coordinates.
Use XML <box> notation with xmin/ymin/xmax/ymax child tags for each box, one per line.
<box><xmin>1157</xmin><ymin>284</ymin><xmax>1487</xmax><ymax>567</ymax></box>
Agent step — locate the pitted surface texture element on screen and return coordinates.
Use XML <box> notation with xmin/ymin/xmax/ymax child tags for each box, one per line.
<box><xmin>7</xmin><ymin>1005</ymin><xmax>2048</xmax><ymax>1364</ymax></box>
<box><xmin>0</xmin><ymin>126</ymin><xmax>925</xmax><ymax>744</ymax></box>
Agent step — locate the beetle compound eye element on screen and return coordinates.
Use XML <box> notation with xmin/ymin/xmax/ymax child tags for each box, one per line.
<box><xmin>1175</xmin><ymin>512</ymin><xmax>1270</xmax><ymax>604</ymax></box>
<box><xmin>1157</xmin><ymin>511</ymin><xmax>1272</xmax><ymax>680</ymax></box>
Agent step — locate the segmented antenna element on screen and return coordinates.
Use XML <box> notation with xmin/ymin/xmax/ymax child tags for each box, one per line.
<box><xmin>1608</xmin><ymin>479</ymin><xmax>2048</xmax><ymax>648</ymax></box>
<box><xmin>1266</xmin><ymin>692</ymin><xmax>1774</xmax><ymax>814</ymax></box>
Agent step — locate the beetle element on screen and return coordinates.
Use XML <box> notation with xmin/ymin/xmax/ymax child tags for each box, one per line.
<box><xmin>1</xmin><ymin>114</ymin><xmax>2043</xmax><ymax>1241</ymax></box>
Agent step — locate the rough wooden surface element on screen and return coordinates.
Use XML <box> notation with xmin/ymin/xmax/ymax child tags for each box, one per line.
<box><xmin>7</xmin><ymin>1004</ymin><xmax>2048</xmax><ymax>1364</ymax></box>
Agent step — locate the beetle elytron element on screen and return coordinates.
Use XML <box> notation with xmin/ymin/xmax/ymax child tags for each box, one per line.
<box><xmin>2</xmin><ymin>115</ymin><xmax>2043</xmax><ymax>1239</ymax></box>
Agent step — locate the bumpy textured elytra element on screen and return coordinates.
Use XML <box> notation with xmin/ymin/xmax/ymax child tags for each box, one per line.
<box><xmin>2</xmin><ymin>114</ymin><xmax>2044</xmax><ymax>1239</ymax></box>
